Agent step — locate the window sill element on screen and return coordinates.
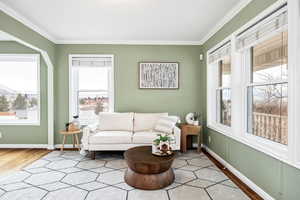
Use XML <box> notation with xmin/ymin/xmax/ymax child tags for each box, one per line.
<box><xmin>207</xmin><ymin>123</ymin><xmax>233</xmax><ymax>136</ymax></box>
<box><xmin>206</xmin><ymin>125</ymin><xmax>300</xmax><ymax>170</ymax></box>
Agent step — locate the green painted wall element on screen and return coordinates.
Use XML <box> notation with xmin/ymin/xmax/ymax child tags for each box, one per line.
<box><xmin>1</xmin><ymin>1</ymin><xmax>300</xmax><ymax>198</ymax></box>
<box><xmin>0</xmin><ymin>41</ymin><xmax>48</xmax><ymax>144</ymax></box>
<box><xmin>0</xmin><ymin>11</ymin><xmax>55</xmax><ymax>63</ymax></box>
<box><xmin>202</xmin><ymin>0</ymin><xmax>300</xmax><ymax>199</ymax></box>
<box><xmin>55</xmin><ymin>44</ymin><xmax>203</xmax><ymax>144</ymax></box>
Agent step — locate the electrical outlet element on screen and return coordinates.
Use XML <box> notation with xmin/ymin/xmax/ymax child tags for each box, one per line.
<box><xmin>208</xmin><ymin>136</ymin><xmax>211</xmax><ymax>144</ymax></box>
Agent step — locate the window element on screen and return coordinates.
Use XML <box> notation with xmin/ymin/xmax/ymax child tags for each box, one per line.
<box><xmin>217</xmin><ymin>57</ymin><xmax>231</xmax><ymax>126</ymax></box>
<box><xmin>207</xmin><ymin>42</ymin><xmax>232</xmax><ymax>129</ymax></box>
<box><xmin>235</xmin><ymin>5</ymin><xmax>288</xmax><ymax>146</ymax></box>
<box><xmin>0</xmin><ymin>54</ymin><xmax>40</xmax><ymax>125</ymax></box>
<box><xmin>246</xmin><ymin>32</ymin><xmax>288</xmax><ymax>145</ymax></box>
<box><xmin>206</xmin><ymin>2</ymin><xmax>300</xmax><ymax>165</ymax></box>
<box><xmin>70</xmin><ymin>55</ymin><xmax>114</xmax><ymax>125</ymax></box>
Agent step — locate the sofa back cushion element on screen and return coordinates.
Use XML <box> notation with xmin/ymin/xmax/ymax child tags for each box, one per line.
<box><xmin>133</xmin><ymin>113</ymin><xmax>168</xmax><ymax>132</ymax></box>
<box><xmin>98</xmin><ymin>112</ymin><xmax>134</xmax><ymax>131</ymax></box>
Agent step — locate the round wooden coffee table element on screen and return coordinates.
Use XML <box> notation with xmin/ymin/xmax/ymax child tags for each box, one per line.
<box><xmin>124</xmin><ymin>146</ymin><xmax>175</xmax><ymax>190</ymax></box>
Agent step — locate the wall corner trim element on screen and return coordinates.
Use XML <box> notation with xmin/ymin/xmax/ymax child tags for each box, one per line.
<box><xmin>0</xmin><ymin>2</ymin><xmax>56</xmax><ymax>43</ymax></box>
<box><xmin>203</xmin><ymin>145</ymin><xmax>275</xmax><ymax>200</ymax></box>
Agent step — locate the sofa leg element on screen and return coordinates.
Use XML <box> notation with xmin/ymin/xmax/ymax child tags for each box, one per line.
<box><xmin>91</xmin><ymin>151</ymin><xmax>96</xmax><ymax>160</ymax></box>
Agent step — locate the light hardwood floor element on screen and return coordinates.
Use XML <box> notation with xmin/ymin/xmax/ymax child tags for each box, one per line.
<box><xmin>0</xmin><ymin>149</ymin><xmax>50</xmax><ymax>175</ymax></box>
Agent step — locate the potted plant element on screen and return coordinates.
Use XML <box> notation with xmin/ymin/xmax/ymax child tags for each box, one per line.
<box><xmin>192</xmin><ymin>112</ymin><xmax>201</xmax><ymax>126</ymax></box>
<box><xmin>152</xmin><ymin>133</ymin><xmax>174</xmax><ymax>156</ymax></box>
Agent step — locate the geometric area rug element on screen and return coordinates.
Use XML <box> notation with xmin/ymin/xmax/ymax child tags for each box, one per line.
<box><xmin>0</xmin><ymin>150</ymin><xmax>250</xmax><ymax>200</ymax></box>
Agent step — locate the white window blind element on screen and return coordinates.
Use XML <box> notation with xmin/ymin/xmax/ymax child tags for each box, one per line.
<box><xmin>208</xmin><ymin>42</ymin><xmax>231</xmax><ymax>64</ymax></box>
<box><xmin>236</xmin><ymin>5</ymin><xmax>287</xmax><ymax>51</ymax></box>
<box><xmin>72</xmin><ymin>57</ymin><xmax>112</xmax><ymax>67</ymax></box>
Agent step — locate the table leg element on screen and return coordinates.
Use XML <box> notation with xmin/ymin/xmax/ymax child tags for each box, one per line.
<box><xmin>181</xmin><ymin>134</ymin><xmax>187</xmax><ymax>153</ymax></box>
<box><xmin>72</xmin><ymin>135</ymin><xmax>75</xmax><ymax>148</ymax></box>
<box><xmin>61</xmin><ymin>135</ymin><xmax>66</xmax><ymax>152</ymax></box>
<box><xmin>91</xmin><ymin>151</ymin><xmax>96</xmax><ymax>160</ymax></box>
<box><xmin>75</xmin><ymin>134</ymin><xmax>80</xmax><ymax>151</ymax></box>
<box><xmin>197</xmin><ymin>135</ymin><xmax>201</xmax><ymax>152</ymax></box>
<box><xmin>198</xmin><ymin>128</ymin><xmax>202</xmax><ymax>152</ymax></box>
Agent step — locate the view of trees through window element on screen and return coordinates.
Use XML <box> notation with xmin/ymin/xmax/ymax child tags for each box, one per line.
<box><xmin>217</xmin><ymin>57</ymin><xmax>231</xmax><ymax>126</ymax></box>
<box><xmin>247</xmin><ymin>31</ymin><xmax>288</xmax><ymax>145</ymax></box>
<box><xmin>0</xmin><ymin>57</ymin><xmax>39</xmax><ymax>123</ymax></box>
<box><xmin>74</xmin><ymin>67</ymin><xmax>110</xmax><ymax>125</ymax></box>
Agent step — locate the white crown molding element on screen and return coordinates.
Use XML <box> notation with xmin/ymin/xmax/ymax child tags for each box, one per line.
<box><xmin>56</xmin><ymin>40</ymin><xmax>202</xmax><ymax>45</ymax></box>
<box><xmin>0</xmin><ymin>2</ymin><xmax>57</xmax><ymax>43</ymax></box>
<box><xmin>204</xmin><ymin>145</ymin><xmax>275</xmax><ymax>200</ymax></box>
<box><xmin>0</xmin><ymin>0</ymin><xmax>252</xmax><ymax>45</ymax></box>
<box><xmin>199</xmin><ymin>0</ymin><xmax>253</xmax><ymax>45</ymax></box>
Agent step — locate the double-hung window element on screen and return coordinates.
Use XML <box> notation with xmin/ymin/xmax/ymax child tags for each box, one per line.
<box><xmin>70</xmin><ymin>55</ymin><xmax>114</xmax><ymax>125</ymax></box>
<box><xmin>0</xmin><ymin>54</ymin><xmax>40</xmax><ymax>125</ymax></box>
<box><xmin>237</xmin><ymin>6</ymin><xmax>288</xmax><ymax>146</ymax></box>
<box><xmin>207</xmin><ymin>1</ymin><xmax>300</xmax><ymax>168</ymax></box>
<box><xmin>207</xmin><ymin>42</ymin><xmax>232</xmax><ymax>130</ymax></box>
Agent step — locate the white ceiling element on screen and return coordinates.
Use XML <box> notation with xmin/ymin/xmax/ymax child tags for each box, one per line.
<box><xmin>0</xmin><ymin>0</ymin><xmax>249</xmax><ymax>44</ymax></box>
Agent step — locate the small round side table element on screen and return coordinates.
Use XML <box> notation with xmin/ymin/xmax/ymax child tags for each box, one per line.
<box><xmin>59</xmin><ymin>130</ymin><xmax>81</xmax><ymax>152</ymax></box>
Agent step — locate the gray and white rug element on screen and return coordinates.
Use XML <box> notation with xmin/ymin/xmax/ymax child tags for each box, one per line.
<box><xmin>0</xmin><ymin>150</ymin><xmax>250</xmax><ymax>200</ymax></box>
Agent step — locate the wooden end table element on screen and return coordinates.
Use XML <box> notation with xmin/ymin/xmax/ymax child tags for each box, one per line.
<box><xmin>59</xmin><ymin>130</ymin><xmax>81</xmax><ymax>152</ymax></box>
<box><xmin>124</xmin><ymin>146</ymin><xmax>175</xmax><ymax>190</ymax></box>
<box><xmin>179</xmin><ymin>124</ymin><xmax>202</xmax><ymax>153</ymax></box>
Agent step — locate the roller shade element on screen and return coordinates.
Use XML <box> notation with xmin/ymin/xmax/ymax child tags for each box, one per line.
<box><xmin>236</xmin><ymin>5</ymin><xmax>287</xmax><ymax>51</ymax></box>
<box><xmin>208</xmin><ymin>42</ymin><xmax>231</xmax><ymax>64</ymax></box>
<box><xmin>72</xmin><ymin>57</ymin><xmax>112</xmax><ymax>67</ymax></box>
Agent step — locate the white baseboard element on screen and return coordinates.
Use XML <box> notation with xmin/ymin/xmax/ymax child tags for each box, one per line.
<box><xmin>54</xmin><ymin>144</ymin><xmax>79</xmax><ymax>149</ymax></box>
<box><xmin>0</xmin><ymin>144</ymin><xmax>81</xmax><ymax>150</ymax></box>
<box><xmin>203</xmin><ymin>145</ymin><xmax>274</xmax><ymax>200</ymax></box>
<box><xmin>0</xmin><ymin>144</ymin><xmax>49</xmax><ymax>149</ymax></box>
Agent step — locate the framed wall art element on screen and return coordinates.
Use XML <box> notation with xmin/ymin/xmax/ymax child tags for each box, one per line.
<box><xmin>139</xmin><ymin>62</ymin><xmax>179</xmax><ymax>89</ymax></box>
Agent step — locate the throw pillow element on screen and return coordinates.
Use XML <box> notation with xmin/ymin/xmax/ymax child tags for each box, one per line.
<box><xmin>154</xmin><ymin>116</ymin><xmax>179</xmax><ymax>134</ymax></box>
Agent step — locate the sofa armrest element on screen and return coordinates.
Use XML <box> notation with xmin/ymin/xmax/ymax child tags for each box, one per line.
<box><xmin>172</xmin><ymin>126</ymin><xmax>181</xmax><ymax>150</ymax></box>
<box><xmin>81</xmin><ymin>123</ymin><xmax>97</xmax><ymax>149</ymax></box>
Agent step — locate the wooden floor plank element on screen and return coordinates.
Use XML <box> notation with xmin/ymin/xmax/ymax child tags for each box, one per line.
<box><xmin>202</xmin><ymin>148</ymin><xmax>263</xmax><ymax>200</ymax></box>
<box><xmin>0</xmin><ymin>148</ymin><xmax>50</xmax><ymax>175</ymax></box>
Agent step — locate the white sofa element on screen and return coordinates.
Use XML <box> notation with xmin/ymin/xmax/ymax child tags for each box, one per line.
<box><xmin>81</xmin><ymin>113</ymin><xmax>181</xmax><ymax>156</ymax></box>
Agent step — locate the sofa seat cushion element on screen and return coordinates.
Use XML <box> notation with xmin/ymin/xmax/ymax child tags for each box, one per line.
<box><xmin>89</xmin><ymin>131</ymin><xmax>133</xmax><ymax>144</ymax></box>
<box><xmin>132</xmin><ymin>131</ymin><xmax>160</xmax><ymax>144</ymax></box>
<box><xmin>133</xmin><ymin>113</ymin><xmax>168</xmax><ymax>132</ymax></box>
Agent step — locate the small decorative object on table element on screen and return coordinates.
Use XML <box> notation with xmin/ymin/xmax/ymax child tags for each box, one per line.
<box><xmin>152</xmin><ymin>133</ymin><xmax>174</xmax><ymax>156</ymax></box>
<box><xmin>72</xmin><ymin>115</ymin><xmax>80</xmax><ymax>129</ymax></box>
<box><xmin>65</xmin><ymin>123</ymin><xmax>70</xmax><ymax>131</ymax></box>
<box><xmin>185</xmin><ymin>112</ymin><xmax>202</xmax><ymax>126</ymax></box>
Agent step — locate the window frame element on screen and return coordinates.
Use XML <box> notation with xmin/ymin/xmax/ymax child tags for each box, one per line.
<box><xmin>216</xmin><ymin>59</ymin><xmax>232</xmax><ymax>127</ymax></box>
<box><xmin>69</xmin><ymin>54</ymin><xmax>115</xmax><ymax>125</ymax></box>
<box><xmin>0</xmin><ymin>54</ymin><xmax>41</xmax><ymax>126</ymax></box>
<box><xmin>207</xmin><ymin>0</ymin><xmax>300</xmax><ymax>169</ymax></box>
<box><xmin>239</xmin><ymin>11</ymin><xmax>289</xmax><ymax>161</ymax></box>
<box><xmin>207</xmin><ymin>39</ymin><xmax>233</xmax><ymax>135</ymax></box>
